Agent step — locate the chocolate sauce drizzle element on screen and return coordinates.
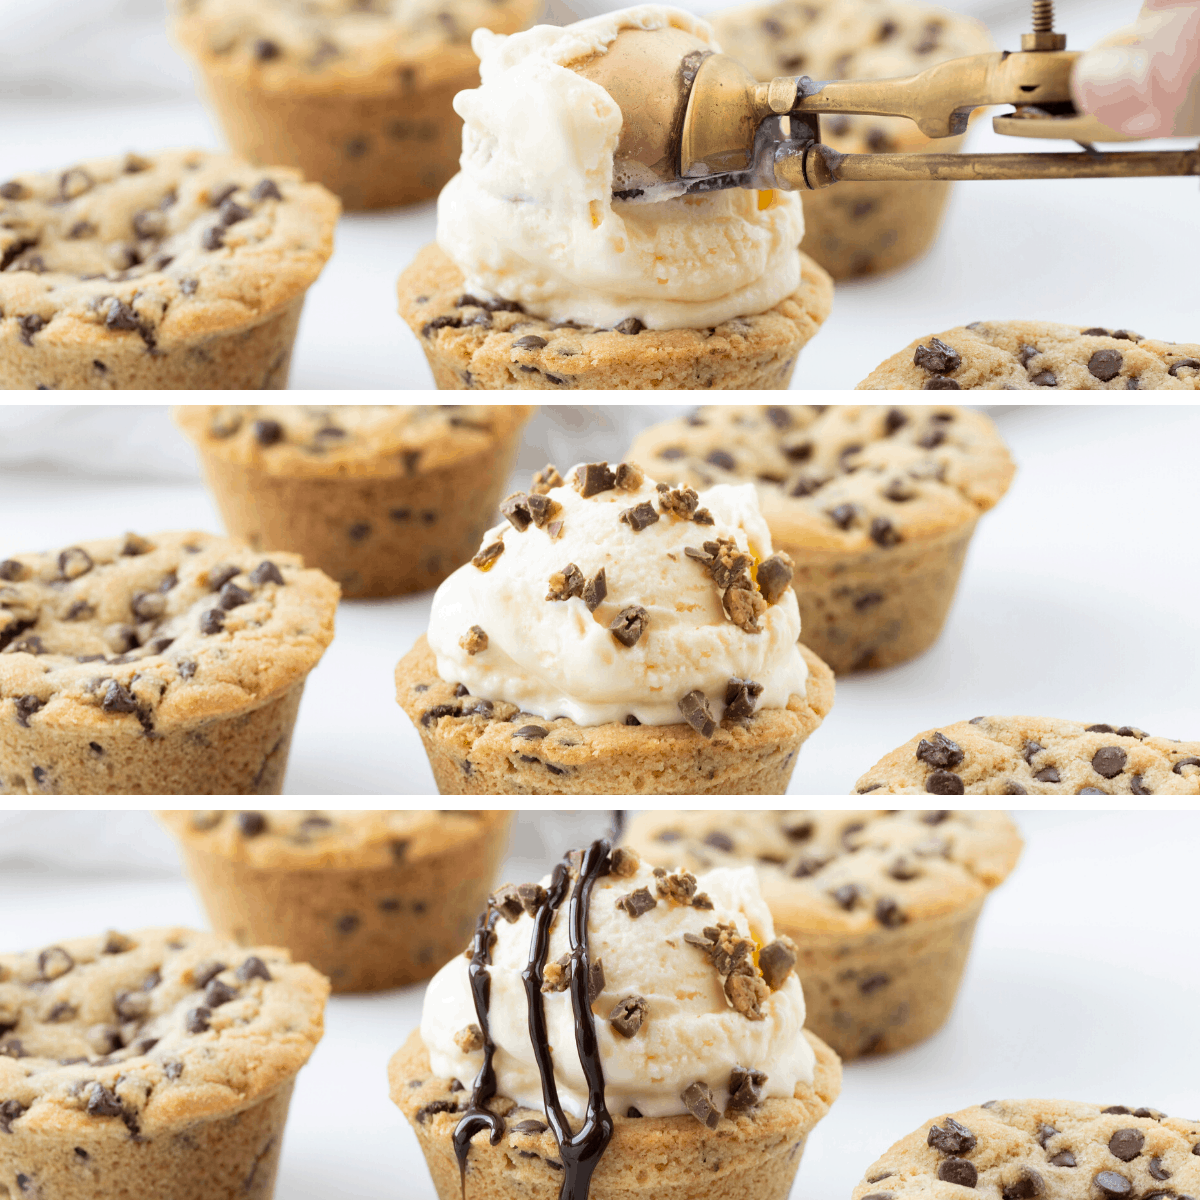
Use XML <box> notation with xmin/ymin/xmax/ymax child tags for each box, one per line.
<box><xmin>453</xmin><ymin>838</ymin><xmax>616</xmax><ymax>1200</ymax></box>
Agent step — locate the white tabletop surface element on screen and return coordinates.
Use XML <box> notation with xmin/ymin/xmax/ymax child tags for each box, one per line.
<box><xmin>5</xmin><ymin>810</ymin><xmax>1200</xmax><ymax>1200</ymax></box>
<box><xmin>0</xmin><ymin>402</ymin><xmax>1197</xmax><ymax>796</ymax></box>
<box><xmin>1</xmin><ymin>0</ymin><xmax>1195</xmax><ymax>391</ymax></box>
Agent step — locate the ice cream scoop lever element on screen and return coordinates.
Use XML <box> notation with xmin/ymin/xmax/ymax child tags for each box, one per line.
<box><xmin>597</xmin><ymin>1</ymin><xmax>1199</xmax><ymax>201</ymax></box>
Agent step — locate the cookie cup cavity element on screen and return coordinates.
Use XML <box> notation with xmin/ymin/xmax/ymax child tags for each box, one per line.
<box><xmin>175</xmin><ymin>406</ymin><xmax>532</xmax><ymax>598</ymax></box>
<box><xmin>394</xmin><ymin>635</ymin><xmax>834</xmax><ymax>795</ymax></box>
<box><xmin>397</xmin><ymin>244</ymin><xmax>834</xmax><ymax>390</ymax></box>
<box><xmin>389</xmin><ymin>1027</ymin><xmax>842</xmax><ymax>1200</ymax></box>
<box><xmin>158</xmin><ymin>811</ymin><xmax>514</xmax><ymax>992</ymax></box>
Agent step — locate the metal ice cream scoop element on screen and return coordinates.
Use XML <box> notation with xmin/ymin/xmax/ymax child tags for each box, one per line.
<box><xmin>588</xmin><ymin>2</ymin><xmax>1199</xmax><ymax>201</ymax></box>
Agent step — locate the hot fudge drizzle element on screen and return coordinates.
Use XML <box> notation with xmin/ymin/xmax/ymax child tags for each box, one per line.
<box><xmin>454</xmin><ymin>838</ymin><xmax>616</xmax><ymax>1200</ymax></box>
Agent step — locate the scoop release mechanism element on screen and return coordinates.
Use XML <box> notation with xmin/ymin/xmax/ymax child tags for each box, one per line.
<box><xmin>594</xmin><ymin>1</ymin><xmax>1199</xmax><ymax>201</ymax></box>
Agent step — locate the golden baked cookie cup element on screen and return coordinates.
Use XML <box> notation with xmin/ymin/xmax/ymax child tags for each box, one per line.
<box><xmin>628</xmin><ymin>405</ymin><xmax>1015</xmax><ymax>673</ymax></box>
<box><xmin>857</xmin><ymin>321</ymin><xmax>1200</xmax><ymax>389</ymax></box>
<box><xmin>854</xmin><ymin>715</ymin><xmax>1200</xmax><ymax>796</ymax></box>
<box><xmin>624</xmin><ymin>810</ymin><xmax>1022</xmax><ymax>1061</ymax></box>
<box><xmin>174</xmin><ymin>406</ymin><xmax>534</xmax><ymax>599</ymax></box>
<box><xmin>159</xmin><ymin>811</ymin><xmax>511</xmax><ymax>998</ymax></box>
<box><xmin>159</xmin><ymin>810</ymin><xmax>514</xmax><ymax>992</ymax></box>
<box><xmin>852</xmin><ymin>1100</ymin><xmax>1200</xmax><ymax>1200</ymax></box>
<box><xmin>711</xmin><ymin>0</ymin><xmax>993</xmax><ymax>280</ymax></box>
<box><xmin>397</xmin><ymin>243</ymin><xmax>834</xmax><ymax>389</ymax></box>
<box><xmin>0</xmin><ymin>149</ymin><xmax>338</xmax><ymax>390</ymax></box>
<box><xmin>395</xmin><ymin>634</ymin><xmax>834</xmax><ymax>795</ymax></box>
<box><xmin>0</xmin><ymin>926</ymin><xmax>327</xmax><ymax>1200</ymax></box>
<box><xmin>0</xmin><ymin>531</ymin><xmax>337</xmax><ymax>796</ymax></box>
<box><xmin>389</xmin><ymin>1026</ymin><xmax>842</xmax><ymax>1200</ymax></box>
<box><xmin>171</xmin><ymin>0</ymin><xmax>541</xmax><ymax>211</ymax></box>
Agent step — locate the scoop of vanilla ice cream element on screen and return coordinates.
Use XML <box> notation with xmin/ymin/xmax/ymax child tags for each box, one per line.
<box><xmin>425</xmin><ymin>467</ymin><xmax>808</xmax><ymax>726</ymax></box>
<box><xmin>435</xmin><ymin>5</ymin><xmax>806</xmax><ymax>330</ymax></box>
<box><xmin>421</xmin><ymin>860</ymin><xmax>815</xmax><ymax>1119</ymax></box>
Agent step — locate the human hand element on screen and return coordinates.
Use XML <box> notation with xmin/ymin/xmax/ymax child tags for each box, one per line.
<box><xmin>1071</xmin><ymin>0</ymin><xmax>1200</xmax><ymax>136</ymax></box>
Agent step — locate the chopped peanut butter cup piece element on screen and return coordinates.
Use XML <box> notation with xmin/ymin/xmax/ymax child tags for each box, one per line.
<box><xmin>582</xmin><ymin>568</ymin><xmax>607</xmax><ymax>612</ymax></box>
<box><xmin>608</xmin><ymin>847</ymin><xmax>640</xmax><ymax>877</ymax></box>
<box><xmin>653</xmin><ymin>868</ymin><xmax>698</xmax><ymax>905</ymax></box>
<box><xmin>756</xmin><ymin>552</ymin><xmax>795</xmax><ymax>604</ymax></box>
<box><xmin>610</xmin><ymin>605</ymin><xmax>648</xmax><ymax>647</ymax></box>
<box><xmin>619</xmin><ymin>502</ymin><xmax>659</xmax><ymax>532</ymax></box>
<box><xmin>724</xmin><ymin>583</ymin><xmax>767</xmax><ymax>633</ymax></box>
<box><xmin>547</xmin><ymin>564</ymin><xmax>585</xmax><ymax>601</ymax></box>
<box><xmin>679</xmin><ymin>690</ymin><xmax>716</xmax><ymax>738</ymax></box>
<box><xmin>609</xmin><ymin>994</ymin><xmax>648</xmax><ymax>1038</ymax></box>
<box><xmin>541</xmin><ymin>953</ymin><xmax>571</xmax><ymax>992</ymax></box>
<box><xmin>614</xmin><ymin>462</ymin><xmax>644</xmax><ymax>491</ymax></box>
<box><xmin>658</xmin><ymin>484</ymin><xmax>701</xmax><ymax>520</ymax></box>
<box><xmin>531</xmin><ymin>464</ymin><xmax>564</xmax><ymax>495</ymax></box>
<box><xmin>454</xmin><ymin>1024</ymin><xmax>485</xmax><ymax>1052</ymax></box>
<box><xmin>459</xmin><ymin>626</ymin><xmax>488</xmax><ymax>655</ymax></box>
<box><xmin>472</xmin><ymin>541</ymin><xmax>504</xmax><ymax>570</ymax></box>
<box><xmin>490</xmin><ymin>884</ymin><xmax>523</xmax><ymax>923</ymax></box>
<box><xmin>758</xmin><ymin>937</ymin><xmax>797</xmax><ymax>989</ymax></box>
<box><xmin>725</xmin><ymin>677</ymin><xmax>764</xmax><ymax>720</ymax></box>
<box><xmin>575</xmin><ymin>462</ymin><xmax>617</xmax><ymax>497</ymax></box>
<box><xmin>615</xmin><ymin>887</ymin><xmax>657</xmax><ymax>918</ymax></box>
<box><xmin>726</xmin><ymin>1065</ymin><xmax>768</xmax><ymax>1114</ymax></box>
<box><xmin>682</xmin><ymin>1081</ymin><xmax>721</xmax><ymax>1129</ymax></box>
<box><xmin>500</xmin><ymin>492</ymin><xmax>534</xmax><ymax>531</ymax></box>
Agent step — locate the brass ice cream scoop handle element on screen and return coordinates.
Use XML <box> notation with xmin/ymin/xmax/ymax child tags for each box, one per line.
<box><xmin>600</xmin><ymin>1</ymin><xmax>1199</xmax><ymax>199</ymax></box>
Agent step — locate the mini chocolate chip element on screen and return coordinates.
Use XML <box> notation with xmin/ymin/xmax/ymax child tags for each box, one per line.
<box><xmin>917</xmin><ymin>731</ymin><xmax>964</xmax><ymax>769</ymax></box>
<box><xmin>870</xmin><ymin>516</ymin><xmax>899</xmax><ymax>547</ymax></box>
<box><xmin>14</xmin><ymin>695</ymin><xmax>43</xmax><ymax>727</ymax></box>
<box><xmin>250</xmin><ymin>179</ymin><xmax>282</xmax><ymax>201</ymax></box>
<box><xmin>38</xmin><ymin>946</ymin><xmax>75</xmax><ymax>980</ymax></box>
<box><xmin>218</xmin><ymin>581</ymin><xmax>250</xmax><ymax>610</ymax></box>
<box><xmin>249</xmin><ymin>560</ymin><xmax>284</xmax><ymax>586</ymax></box>
<box><xmin>1092</xmin><ymin>746</ymin><xmax>1127</xmax><ymax>778</ymax></box>
<box><xmin>1088</xmin><ymin>349</ymin><xmax>1123</xmax><ymax>382</ymax></box>
<box><xmin>59</xmin><ymin>546</ymin><xmax>94</xmax><ymax>579</ymax></box>
<box><xmin>253</xmin><ymin>419</ymin><xmax>284</xmax><ymax>446</ymax></box>
<box><xmin>1049</xmin><ymin>1151</ymin><xmax>1076</xmax><ymax>1168</ymax></box>
<box><xmin>678</xmin><ymin>690</ymin><xmax>715</xmax><ymax>737</ymax></box>
<box><xmin>236</xmin><ymin>811</ymin><xmax>266</xmax><ymax>836</ymax></box>
<box><xmin>514</xmin><ymin>725</ymin><xmax>548</xmax><ymax>740</ymax></box>
<box><xmin>186</xmin><ymin>1007</ymin><xmax>211</xmax><ymax>1034</ymax></box>
<box><xmin>254</xmin><ymin>38</ymin><xmax>281</xmax><ymax>60</ymax></box>
<box><xmin>101</xmin><ymin>681</ymin><xmax>139</xmax><ymax>715</ymax></box>
<box><xmin>939</xmin><ymin>1159</ymin><xmax>978</xmax><ymax>1187</ymax></box>
<box><xmin>1031</xmin><ymin>370</ymin><xmax>1058</xmax><ymax>387</ymax></box>
<box><xmin>831</xmin><ymin>883</ymin><xmax>860</xmax><ymax>911</ymax></box>
<box><xmin>1034</xmin><ymin>767</ymin><xmax>1060</xmax><ymax>784</ymax></box>
<box><xmin>236</xmin><ymin>956</ymin><xmax>271</xmax><ymax>983</ymax></box>
<box><xmin>1148</xmin><ymin>1158</ymin><xmax>1170</xmax><ymax>1180</ymax></box>
<box><xmin>914</xmin><ymin>337</ymin><xmax>962</xmax><ymax>374</ymax></box>
<box><xmin>219</xmin><ymin>198</ymin><xmax>250</xmax><ymax>226</ymax></box>
<box><xmin>827</xmin><ymin>503</ymin><xmax>857</xmax><ymax>529</ymax></box>
<box><xmin>926</xmin><ymin>769</ymin><xmax>964</xmax><ymax>795</ymax></box>
<box><xmin>85</xmin><ymin>1083</ymin><xmax>124</xmax><ymax>1119</ymax></box>
<box><xmin>1094</xmin><ymin>1172</ymin><xmax>1132</xmax><ymax>1197</ymax></box>
<box><xmin>199</xmin><ymin>609</ymin><xmax>225</xmax><ymax>635</ymax></box>
<box><xmin>875</xmin><ymin>897</ymin><xmax>906</xmax><ymax>928</ymax></box>
<box><xmin>337</xmin><ymin>915</ymin><xmax>360</xmax><ymax>934</ymax></box>
<box><xmin>204</xmin><ymin>978</ymin><xmax>238</xmax><ymax>1007</ymax></box>
<box><xmin>1108</xmin><ymin>1130</ymin><xmax>1144</xmax><ymax>1162</ymax></box>
<box><xmin>513</xmin><ymin>335</ymin><xmax>547</xmax><ymax>350</ymax></box>
<box><xmin>1174</xmin><ymin>757</ymin><xmax>1200</xmax><ymax>775</ymax></box>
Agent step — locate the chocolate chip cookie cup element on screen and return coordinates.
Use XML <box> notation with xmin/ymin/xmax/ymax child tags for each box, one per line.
<box><xmin>396</xmin><ymin>634</ymin><xmax>833</xmax><ymax>794</ymax></box>
<box><xmin>712</xmin><ymin>0</ymin><xmax>993</xmax><ymax>280</ymax></box>
<box><xmin>158</xmin><ymin>810</ymin><xmax>515</xmax><ymax>992</ymax></box>
<box><xmin>0</xmin><ymin>150</ymin><xmax>338</xmax><ymax>390</ymax></box>
<box><xmin>392</xmin><ymin>1026</ymin><xmax>840</xmax><ymax>1200</ymax></box>
<box><xmin>628</xmin><ymin>406</ymin><xmax>1015</xmax><ymax>673</ymax></box>
<box><xmin>170</xmin><ymin>0</ymin><xmax>541</xmax><ymax>211</ymax></box>
<box><xmin>398</xmin><ymin>244</ymin><xmax>834</xmax><ymax>389</ymax></box>
<box><xmin>857</xmin><ymin>321</ymin><xmax>1200</xmax><ymax>389</ymax></box>
<box><xmin>174</xmin><ymin>405</ymin><xmax>534</xmax><ymax>598</ymax></box>
<box><xmin>0</xmin><ymin>926</ymin><xmax>327</xmax><ymax>1200</ymax></box>
<box><xmin>854</xmin><ymin>716</ymin><xmax>1200</xmax><ymax>796</ymax></box>
<box><xmin>0</xmin><ymin>531</ymin><xmax>338</xmax><ymax>795</ymax></box>
<box><xmin>853</xmin><ymin>1100</ymin><xmax>1200</xmax><ymax>1200</ymax></box>
<box><xmin>389</xmin><ymin>839</ymin><xmax>842</xmax><ymax>1200</ymax></box>
<box><xmin>625</xmin><ymin>811</ymin><xmax>1022</xmax><ymax>1061</ymax></box>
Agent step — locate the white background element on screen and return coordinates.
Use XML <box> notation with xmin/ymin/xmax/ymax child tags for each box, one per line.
<box><xmin>1</xmin><ymin>402</ymin><xmax>1198</xmax><ymax>796</ymax></box>
<box><xmin>3</xmin><ymin>810</ymin><xmax>1199</xmax><ymax>1200</ymax></box>
<box><xmin>1</xmin><ymin>0</ymin><xmax>1197</xmax><ymax>390</ymax></box>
